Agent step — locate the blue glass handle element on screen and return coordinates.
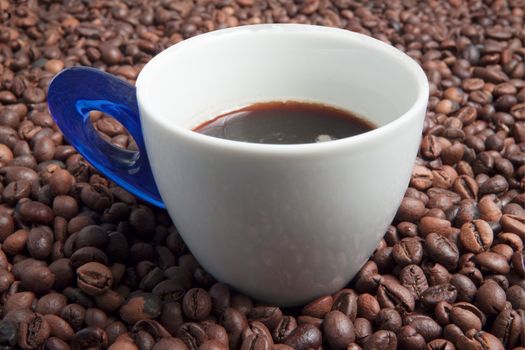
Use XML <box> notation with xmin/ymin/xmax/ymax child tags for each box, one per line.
<box><xmin>47</xmin><ymin>67</ymin><xmax>165</xmax><ymax>208</ymax></box>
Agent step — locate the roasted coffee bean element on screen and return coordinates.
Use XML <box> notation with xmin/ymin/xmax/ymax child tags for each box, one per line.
<box><xmin>425</xmin><ymin>233</ymin><xmax>459</xmax><ymax>270</ymax></box>
<box><xmin>119</xmin><ymin>293</ymin><xmax>161</xmax><ymax>324</ymax></box>
<box><xmin>26</xmin><ymin>226</ymin><xmax>53</xmax><ymax>259</ymax></box>
<box><xmin>19</xmin><ymin>265</ymin><xmax>55</xmax><ymax>295</ymax></box>
<box><xmin>323</xmin><ymin>311</ymin><xmax>354</xmax><ymax>349</ymax></box>
<box><xmin>221</xmin><ymin>308</ymin><xmax>248</xmax><ymax>349</ymax></box>
<box><xmin>426</xmin><ymin>339</ymin><xmax>455</xmax><ymax>350</ymax></box>
<box><xmin>421</xmin><ymin>284</ymin><xmax>458</xmax><ymax>307</ymax></box>
<box><xmin>398</xmin><ymin>325</ymin><xmax>426</xmax><ymax>350</ymax></box>
<box><xmin>272</xmin><ymin>316</ymin><xmax>297</xmax><ymax>344</ymax></box>
<box><xmin>491</xmin><ymin>308</ymin><xmax>522</xmax><ymax>349</ymax></box>
<box><xmin>35</xmin><ymin>292</ymin><xmax>68</xmax><ymax>315</ymax></box>
<box><xmin>403</xmin><ymin>314</ymin><xmax>442</xmax><ymax>342</ymax></box>
<box><xmin>475</xmin><ymin>280</ymin><xmax>507</xmax><ymax>315</ymax></box>
<box><xmin>70</xmin><ymin>247</ymin><xmax>108</xmax><ymax>269</ymax></box>
<box><xmin>249</xmin><ymin>306</ymin><xmax>282</xmax><ymax>331</ymax></box>
<box><xmin>199</xmin><ymin>339</ymin><xmax>228</xmax><ymax>350</ymax></box>
<box><xmin>18</xmin><ymin>313</ymin><xmax>51</xmax><ymax>349</ymax></box>
<box><xmin>363</xmin><ymin>330</ymin><xmax>397</xmax><ymax>350</ymax></box>
<box><xmin>374</xmin><ymin>308</ymin><xmax>401</xmax><ymax>332</ymax></box>
<box><xmin>332</xmin><ymin>289</ymin><xmax>358</xmax><ymax>320</ymax></box>
<box><xmin>177</xmin><ymin>322</ymin><xmax>208</xmax><ymax>350</ymax></box>
<box><xmin>460</xmin><ymin>220</ymin><xmax>493</xmax><ymax>253</ymax></box>
<box><xmin>301</xmin><ymin>295</ymin><xmax>333</xmax><ymax>319</ymax></box>
<box><xmin>395</xmin><ymin>197</ymin><xmax>427</xmax><ymax>222</ymax></box>
<box><xmin>60</xmin><ymin>304</ymin><xmax>86</xmax><ymax>332</ymax></box>
<box><xmin>70</xmin><ymin>327</ymin><xmax>108</xmax><ymax>350</ymax></box>
<box><xmin>182</xmin><ymin>288</ymin><xmax>212</xmax><ymax>322</ymax></box>
<box><xmin>357</xmin><ymin>293</ymin><xmax>381</xmax><ymax>322</ymax></box>
<box><xmin>76</xmin><ymin>262</ymin><xmax>113</xmax><ymax>296</ymax></box>
<box><xmin>201</xmin><ymin>321</ymin><xmax>228</xmax><ymax>347</ymax></box>
<box><xmin>474</xmin><ymin>252</ymin><xmax>510</xmax><ymax>274</ymax></box>
<box><xmin>457</xmin><ymin>329</ymin><xmax>505</xmax><ymax>350</ymax></box>
<box><xmin>506</xmin><ymin>284</ymin><xmax>525</xmax><ymax>310</ymax></box>
<box><xmin>44</xmin><ymin>314</ymin><xmax>74</xmax><ymax>342</ymax></box>
<box><xmin>0</xmin><ymin>319</ymin><xmax>18</xmax><ymax>349</ymax></box>
<box><xmin>240</xmin><ymin>333</ymin><xmax>270</xmax><ymax>350</ymax></box>
<box><xmin>450</xmin><ymin>274</ymin><xmax>477</xmax><ymax>302</ymax></box>
<box><xmin>400</xmin><ymin>264</ymin><xmax>429</xmax><ymax>300</ymax></box>
<box><xmin>449</xmin><ymin>302</ymin><xmax>484</xmax><ymax>332</ymax></box>
<box><xmin>392</xmin><ymin>238</ymin><xmax>423</xmax><ymax>267</ymax></box>
<box><xmin>283</xmin><ymin>324</ymin><xmax>322</xmax><ymax>350</ymax></box>
<box><xmin>377</xmin><ymin>279</ymin><xmax>415</xmax><ymax>312</ymax></box>
<box><xmin>18</xmin><ymin>200</ymin><xmax>54</xmax><ymax>224</ymax></box>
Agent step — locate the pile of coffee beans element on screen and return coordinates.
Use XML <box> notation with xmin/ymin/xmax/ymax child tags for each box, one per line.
<box><xmin>0</xmin><ymin>0</ymin><xmax>524</xmax><ymax>349</ymax></box>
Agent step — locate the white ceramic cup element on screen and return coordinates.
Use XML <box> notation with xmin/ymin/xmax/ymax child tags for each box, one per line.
<box><xmin>49</xmin><ymin>24</ymin><xmax>429</xmax><ymax>306</ymax></box>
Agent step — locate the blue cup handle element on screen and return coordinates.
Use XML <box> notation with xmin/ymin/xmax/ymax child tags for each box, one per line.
<box><xmin>47</xmin><ymin>66</ymin><xmax>165</xmax><ymax>208</ymax></box>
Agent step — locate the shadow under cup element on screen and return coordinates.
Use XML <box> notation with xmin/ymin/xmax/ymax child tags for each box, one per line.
<box><xmin>136</xmin><ymin>24</ymin><xmax>429</xmax><ymax>306</ymax></box>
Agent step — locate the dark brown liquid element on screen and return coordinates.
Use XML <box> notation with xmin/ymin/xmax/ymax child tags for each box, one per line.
<box><xmin>193</xmin><ymin>101</ymin><xmax>376</xmax><ymax>144</ymax></box>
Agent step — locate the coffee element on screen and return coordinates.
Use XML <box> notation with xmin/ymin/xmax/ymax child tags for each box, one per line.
<box><xmin>193</xmin><ymin>101</ymin><xmax>375</xmax><ymax>144</ymax></box>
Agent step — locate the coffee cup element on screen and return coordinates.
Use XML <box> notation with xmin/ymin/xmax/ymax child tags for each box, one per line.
<box><xmin>48</xmin><ymin>24</ymin><xmax>429</xmax><ymax>306</ymax></box>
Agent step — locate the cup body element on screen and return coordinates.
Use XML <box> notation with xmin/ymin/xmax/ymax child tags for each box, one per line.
<box><xmin>136</xmin><ymin>24</ymin><xmax>428</xmax><ymax>306</ymax></box>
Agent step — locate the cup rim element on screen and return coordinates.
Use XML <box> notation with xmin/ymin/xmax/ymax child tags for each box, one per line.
<box><xmin>136</xmin><ymin>24</ymin><xmax>429</xmax><ymax>154</ymax></box>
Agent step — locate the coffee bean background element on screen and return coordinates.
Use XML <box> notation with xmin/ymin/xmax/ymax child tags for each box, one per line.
<box><xmin>0</xmin><ymin>0</ymin><xmax>524</xmax><ymax>349</ymax></box>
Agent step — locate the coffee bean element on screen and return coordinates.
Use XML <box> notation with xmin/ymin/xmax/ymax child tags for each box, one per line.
<box><xmin>44</xmin><ymin>314</ymin><xmax>74</xmax><ymax>342</ymax></box>
<box><xmin>35</xmin><ymin>293</ymin><xmax>68</xmax><ymax>316</ymax></box>
<box><xmin>426</xmin><ymin>339</ymin><xmax>455</xmax><ymax>350</ymax></box>
<box><xmin>20</xmin><ymin>265</ymin><xmax>55</xmax><ymax>294</ymax></box>
<box><xmin>249</xmin><ymin>306</ymin><xmax>282</xmax><ymax>331</ymax></box>
<box><xmin>182</xmin><ymin>288</ymin><xmax>212</xmax><ymax>322</ymax></box>
<box><xmin>272</xmin><ymin>316</ymin><xmax>296</xmax><ymax>344</ymax></box>
<box><xmin>395</xmin><ymin>197</ymin><xmax>427</xmax><ymax>222</ymax></box>
<box><xmin>332</xmin><ymin>289</ymin><xmax>358</xmax><ymax>320</ymax></box>
<box><xmin>323</xmin><ymin>310</ymin><xmax>354</xmax><ymax>349</ymax></box>
<box><xmin>403</xmin><ymin>314</ymin><xmax>442</xmax><ymax>342</ymax></box>
<box><xmin>177</xmin><ymin>322</ymin><xmax>208</xmax><ymax>350</ymax></box>
<box><xmin>374</xmin><ymin>308</ymin><xmax>401</xmax><ymax>333</ymax></box>
<box><xmin>283</xmin><ymin>324</ymin><xmax>321</xmax><ymax>350</ymax></box>
<box><xmin>357</xmin><ymin>293</ymin><xmax>380</xmax><ymax>322</ymax></box>
<box><xmin>459</xmin><ymin>220</ymin><xmax>493</xmax><ymax>253</ymax></box>
<box><xmin>425</xmin><ymin>233</ymin><xmax>459</xmax><ymax>270</ymax></box>
<box><xmin>399</xmin><ymin>264</ymin><xmax>429</xmax><ymax>300</ymax></box>
<box><xmin>201</xmin><ymin>321</ymin><xmax>228</xmax><ymax>347</ymax></box>
<box><xmin>392</xmin><ymin>237</ymin><xmax>423</xmax><ymax>267</ymax></box>
<box><xmin>76</xmin><ymin>262</ymin><xmax>113</xmax><ymax>296</ymax></box>
<box><xmin>18</xmin><ymin>313</ymin><xmax>51</xmax><ymax>349</ymax></box>
<box><xmin>221</xmin><ymin>308</ymin><xmax>247</xmax><ymax>349</ymax></box>
<box><xmin>377</xmin><ymin>278</ymin><xmax>415</xmax><ymax>312</ymax></box>
<box><xmin>491</xmin><ymin>308</ymin><xmax>522</xmax><ymax>349</ymax></box>
<box><xmin>449</xmin><ymin>302</ymin><xmax>484</xmax><ymax>332</ymax></box>
<box><xmin>119</xmin><ymin>293</ymin><xmax>161</xmax><ymax>324</ymax></box>
<box><xmin>154</xmin><ymin>337</ymin><xmax>189</xmax><ymax>350</ymax></box>
<box><xmin>500</xmin><ymin>214</ymin><xmax>525</xmax><ymax>239</ymax></box>
<box><xmin>457</xmin><ymin>329</ymin><xmax>505</xmax><ymax>350</ymax></box>
<box><xmin>475</xmin><ymin>280</ymin><xmax>507</xmax><ymax>315</ymax></box>
<box><xmin>511</xmin><ymin>250</ymin><xmax>525</xmax><ymax>280</ymax></box>
<box><xmin>363</xmin><ymin>330</ymin><xmax>397</xmax><ymax>350</ymax></box>
<box><xmin>399</xmin><ymin>325</ymin><xmax>426</xmax><ymax>350</ymax></box>
<box><xmin>421</xmin><ymin>284</ymin><xmax>458</xmax><ymax>307</ymax></box>
<box><xmin>60</xmin><ymin>304</ymin><xmax>86</xmax><ymax>332</ymax></box>
<box><xmin>71</xmin><ymin>327</ymin><xmax>108</xmax><ymax>350</ymax></box>
<box><xmin>450</xmin><ymin>273</ymin><xmax>477</xmax><ymax>302</ymax></box>
<box><xmin>240</xmin><ymin>333</ymin><xmax>270</xmax><ymax>350</ymax></box>
<box><xmin>474</xmin><ymin>251</ymin><xmax>510</xmax><ymax>274</ymax></box>
<box><xmin>18</xmin><ymin>200</ymin><xmax>54</xmax><ymax>224</ymax></box>
<box><xmin>0</xmin><ymin>319</ymin><xmax>18</xmax><ymax>349</ymax></box>
<box><xmin>301</xmin><ymin>295</ymin><xmax>333</xmax><ymax>319</ymax></box>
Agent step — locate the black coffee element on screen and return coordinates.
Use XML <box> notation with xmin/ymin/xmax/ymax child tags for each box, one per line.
<box><xmin>193</xmin><ymin>101</ymin><xmax>376</xmax><ymax>144</ymax></box>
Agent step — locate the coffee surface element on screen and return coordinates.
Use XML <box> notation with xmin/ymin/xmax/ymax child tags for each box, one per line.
<box><xmin>193</xmin><ymin>101</ymin><xmax>375</xmax><ymax>144</ymax></box>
